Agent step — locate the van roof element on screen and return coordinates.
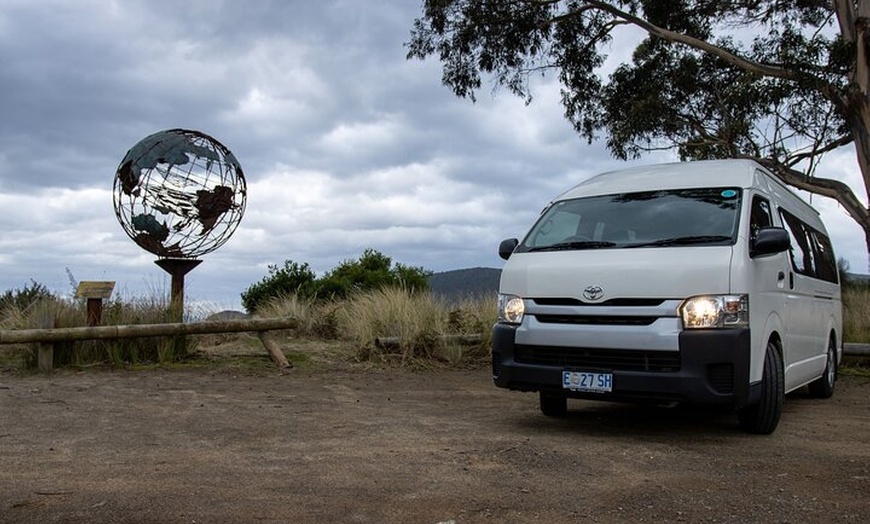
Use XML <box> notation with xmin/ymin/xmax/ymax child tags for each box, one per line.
<box><xmin>555</xmin><ymin>159</ymin><xmax>765</xmax><ymax>201</ymax></box>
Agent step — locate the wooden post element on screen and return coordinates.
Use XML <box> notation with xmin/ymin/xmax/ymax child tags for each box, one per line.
<box><xmin>154</xmin><ymin>259</ymin><xmax>202</xmax><ymax>323</ymax></box>
<box><xmin>258</xmin><ymin>331</ymin><xmax>293</xmax><ymax>369</ymax></box>
<box><xmin>36</xmin><ymin>310</ymin><xmax>54</xmax><ymax>374</ymax></box>
<box><xmin>75</xmin><ymin>281</ymin><xmax>115</xmax><ymax>327</ymax></box>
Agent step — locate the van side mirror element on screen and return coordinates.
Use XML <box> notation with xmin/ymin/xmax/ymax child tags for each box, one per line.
<box><xmin>498</xmin><ymin>238</ymin><xmax>519</xmax><ymax>260</ymax></box>
<box><xmin>751</xmin><ymin>227</ymin><xmax>790</xmax><ymax>258</ymax></box>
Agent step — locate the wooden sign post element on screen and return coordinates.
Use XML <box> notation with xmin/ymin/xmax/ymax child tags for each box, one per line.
<box><xmin>75</xmin><ymin>281</ymin><xmax>116</xmax><ymax>326</ymax></box>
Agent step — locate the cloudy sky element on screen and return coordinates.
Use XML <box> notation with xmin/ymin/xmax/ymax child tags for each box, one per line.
<box><xmin>1</xmin><ymin>1</ymin><xmax>867</xmax><ymax>312</ymax></box>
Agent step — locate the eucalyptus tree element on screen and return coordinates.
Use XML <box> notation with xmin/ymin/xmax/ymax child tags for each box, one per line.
<box><xmin>407</xmin><ymin>0</ymin><xmax>870</xmax><ymax>267</ymax></box>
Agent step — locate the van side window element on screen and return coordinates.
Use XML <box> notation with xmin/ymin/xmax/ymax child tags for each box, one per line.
<box><xmin>778</xmin><ymin>209</ymin><xmax>837</xmax><ymax>283</ymax></box>
<box><xmin>810</xmin><ymin>230</ymin><xmax>839</xmax><ymax>284</ymax></box>
<box><xmin>749</xmin><ymin>196</ymin><xmax>772</xmax><ymax>239</ymax></box>
<box><xmin>779</xmin><ymin>209</ymin><xmax>815</xmax><ymax>276</ymax></box>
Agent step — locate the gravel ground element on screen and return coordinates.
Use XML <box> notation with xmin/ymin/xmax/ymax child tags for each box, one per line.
<box><xmin>0</xmin><ymin>359</ymin><xmax>868</xmax><ymax>524</ymax></box>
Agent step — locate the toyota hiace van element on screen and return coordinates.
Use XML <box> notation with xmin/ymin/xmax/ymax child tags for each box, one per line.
<box><xmin>492</xmin><ymin>159</ymin><xmax>842</xmax><ymax>434</ymax></box>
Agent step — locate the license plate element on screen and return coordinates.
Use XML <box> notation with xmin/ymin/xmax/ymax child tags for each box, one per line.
<box><xmin>562</xmin><ymin>371</ymin><xmax>613</xmax><ymax>393</ymax></box>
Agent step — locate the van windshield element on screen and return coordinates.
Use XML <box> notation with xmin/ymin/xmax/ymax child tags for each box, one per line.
<box><xmin>518</xmin><ymin>187</ymin><xmax>742</xmax><ymax>252</ymax></box>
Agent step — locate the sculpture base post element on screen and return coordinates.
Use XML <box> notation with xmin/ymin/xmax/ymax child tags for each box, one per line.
<box><xmin>155</xmin><ymin>258</ymin><xmax>203</xmax><ymax>317</ymax></box>
<box><xmin>155</xmin><ymin>258</ymin><xmax>202</xmax><ymax>359</ymax></box>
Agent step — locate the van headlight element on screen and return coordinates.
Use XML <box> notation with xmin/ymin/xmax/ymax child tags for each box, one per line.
<box><xmin>498</xmin><ymin>294</ymin><xmax>525</xmax><ymax>324</ymax></box>
<box><xmin>679</xmin><ymin>294</ymin><xmax>748</xmax><ymax>329</ymax></box>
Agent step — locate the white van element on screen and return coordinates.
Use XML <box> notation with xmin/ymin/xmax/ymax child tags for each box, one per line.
<box><xmin>493</xmin><ymin>159</ymin><xmax>842</xmax><ymax>434</ymax></box>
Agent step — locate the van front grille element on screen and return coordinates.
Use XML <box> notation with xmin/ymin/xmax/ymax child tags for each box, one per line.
<box><xmin>533</xmin><ymin>298</ymin><xmax>667</xmax><ymax>307</ymax></box>
<box><xmin>534</xmin><ymin>314</ymin><xmax>657</xmax><ymax>326</ymax></box>
<box><xmin>514</xmin><ymin>345</ymin><xmax>680</xmax><ymax>372</ymax></box>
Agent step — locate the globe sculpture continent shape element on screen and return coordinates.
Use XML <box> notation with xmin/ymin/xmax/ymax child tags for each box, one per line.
<box><xmin>112</xmin><ymin>129</ymin><xmax>246</xmax><ymax>258</ymax></box>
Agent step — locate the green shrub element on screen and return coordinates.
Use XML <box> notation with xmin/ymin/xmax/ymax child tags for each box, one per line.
<box><xmin>316</xmin><ymin>249</ymin><xmax>430</xmax><ymax>300</ymax></box>
<box><xmin>241</xmin><ymin>260</ymin><xmax>317</xmax><ymax>313</ymax></box>
<box><xmin>0</xmin><ymin>280</ymin><xmax>54</xmax><ymax>313</ymax></box>
<box><xmin>242</xmin><ymin>250</ymin><xmax>432</xmax><ymax>312</ymax></box>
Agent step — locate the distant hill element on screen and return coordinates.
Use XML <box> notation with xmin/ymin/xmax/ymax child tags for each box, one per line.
<box><xmin>428</xmin><ymin>267</ymin><xmax>501</xmax><ymax>301</ymax></box>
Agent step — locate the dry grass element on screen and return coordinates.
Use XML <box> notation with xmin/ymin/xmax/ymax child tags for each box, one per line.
<box><xmin>336</xmin><ymin>288</ymin><xmax>495</xmax><ymax>367</ymax></box>
<box><xmin>255</xmin><ymin>293</ymin><xmax>340</xmax><ymax>339</ymax></box>
<box><xmin>843</xmin><ymin>286</ymin><xmax>870</xmax><ymax>343</ymax></box>
<box><xmin>1</xmin><ymin>293</ymin><xmax>196</xmax><ymax>369</ymax></box>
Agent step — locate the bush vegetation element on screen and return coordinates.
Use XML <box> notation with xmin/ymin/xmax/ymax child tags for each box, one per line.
<box><xmin>241</xmin><ymin>249</ymin><xmax>430</xmax><ymax>313</ymax></box>
<box><xmin>2</xmin><ymin>263</ymin><xmax>867</xmax><ymax>372</ymax></box>
<box><xmin>0</xmin><ymin>285</ymin><xmax>495</xmax><ymax>371</ymax></box>
<box><xmin>0</xmin><ymin>280</ymin><xmax>53</xmax><ymax>311</ymax></box>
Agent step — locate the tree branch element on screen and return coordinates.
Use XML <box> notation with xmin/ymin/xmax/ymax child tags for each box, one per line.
<box><xmin>578</xmin><ymin>1</ymin><xmax>800</xmax><ymax>79</ymax></box>
<box><xmin>785</xmin><ymin>135</ymin><xmax>854</xmax><ymax>167</ymax></box>
<box><xmin>835</xmin><ymin>0</ymin><xmax>857</xmax><ymax>43</ymax></box>
<box><xmin>755</xmin><ymin>159</ymin><xmax>870</xmax><ymax>228</ymax></box>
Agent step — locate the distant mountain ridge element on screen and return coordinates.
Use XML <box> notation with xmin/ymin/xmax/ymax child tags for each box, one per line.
<box><xmin>428</xmin><ymin>267</ymin><xmax>500</xmax><ymax>301</ymax></box>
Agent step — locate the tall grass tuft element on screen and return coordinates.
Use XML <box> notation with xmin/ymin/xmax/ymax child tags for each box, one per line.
<box><xmin>339</xmin><ymin>287</ymin><xmax>444</xmax><ymax>364</ymax></box>
<box><xmin>337</xmin><ymin>287</ymin><xmax>495</xmax><ymax>367</ymax></box>
<box><xmin>255</xmin><ymin>292</ymin><xmax>346</xmax><ymax>340</ymax></box>
<box><xmin>440</xmin><ymin>294</ymin><xmax>497</xmax><ymax>365</ymax></box>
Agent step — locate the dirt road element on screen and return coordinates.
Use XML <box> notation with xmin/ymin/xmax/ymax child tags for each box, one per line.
<box><xmin>1</xmin><ymin>361</ymin><xmax>868</xmax><ymax>523</ymax></box>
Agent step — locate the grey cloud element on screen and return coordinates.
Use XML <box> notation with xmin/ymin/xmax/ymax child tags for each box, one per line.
<box><xmin>2</xmin><ymin>1</ymin><xmax>863</xmax><ymax>308</ymax></box>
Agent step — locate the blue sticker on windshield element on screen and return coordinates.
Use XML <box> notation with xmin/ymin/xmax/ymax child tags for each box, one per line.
<box><xmin>721</xmin><ymin>190</ymin><xmax>737</xmax><ymax>198</ymax></box>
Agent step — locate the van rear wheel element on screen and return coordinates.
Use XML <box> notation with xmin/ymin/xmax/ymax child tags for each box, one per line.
<box><xmin>808</xmin><ymin>338</ymin><xmax>837</xmax><ymax>399</ymax></box>
<box><xmin>737</xmin><ymin>340</ymin><xmax>784</xmax><ymax>435</ymax></box>
<box><xmin>539</xmin><ymin>392</ymin><xmax>567</xmax><ymax>418</ymax></box>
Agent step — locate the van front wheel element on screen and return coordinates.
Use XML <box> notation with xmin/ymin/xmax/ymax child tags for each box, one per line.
<box><xmin>539</xmin><ymin>392</ymin><xmax>567</xmax><ymax>418</ymax></box>
<box><xmin>737</xmin><ymin>340</ymin><xmax>784</xmax><ymax>435</ymax></box>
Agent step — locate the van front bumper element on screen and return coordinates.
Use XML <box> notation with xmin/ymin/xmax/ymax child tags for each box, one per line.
<box><xmin>491</xmin><ymin>323</ymin><xmax>755</xmax><ymax>408</ymax></box>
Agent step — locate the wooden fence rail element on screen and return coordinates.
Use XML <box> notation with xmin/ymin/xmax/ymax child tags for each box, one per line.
<box><xmin>0</xmin><ymin>317</ymin><xmax>299</xmax><ymax>372</ymax></box>
<box><xmin>845</xmin><ymin>343</ymin><xmax>870</xmax><ymax>357</ymax></box>
<box><xmin>0</xmin><ymin>317</ymin><xmax>297</xmax><ymax>344</ymax></box>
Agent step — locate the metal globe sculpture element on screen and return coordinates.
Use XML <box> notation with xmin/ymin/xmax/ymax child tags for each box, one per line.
<box><xmin>112</xmin><ymin>128</ymin><xmax>246</xmax><ymax>259</ymax></box>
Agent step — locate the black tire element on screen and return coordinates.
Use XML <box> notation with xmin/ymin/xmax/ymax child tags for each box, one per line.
<box><xmin>539</xmin><ymin>392</ymin><xmax>567</xmax><ymax>418</ymax></box>
<box><xmin>808</xmin><ymin>338</ymin><xmax>837</xmax><ymax>399</ymax></box>
<box><xmin>738</xmin><ymin>340</ymin><xmax>784</xmax><ymax>435</ymax></box>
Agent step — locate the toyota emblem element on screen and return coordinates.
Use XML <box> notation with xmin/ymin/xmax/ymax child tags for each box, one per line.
<box><xmin>583</xmin><ymin>285</ymin><xmax>604</xmax><ymax>301</ymax></box>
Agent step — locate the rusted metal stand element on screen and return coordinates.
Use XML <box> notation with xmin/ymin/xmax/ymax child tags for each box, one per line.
<box><xmin>155</xmin><ymin>258</ymin><xmax>202</xmax><ymax>322</ymax></box>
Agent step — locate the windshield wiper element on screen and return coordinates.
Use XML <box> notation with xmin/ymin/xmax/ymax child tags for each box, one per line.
<box><xmin>527</xmin><ymin>240</ymin><xmax>616</xmax><ymax>252</ymax></box>
<box><xmin>624</xmin><ymin>235</ymin><xmax>733</xmax><ymax>248</ymax></box>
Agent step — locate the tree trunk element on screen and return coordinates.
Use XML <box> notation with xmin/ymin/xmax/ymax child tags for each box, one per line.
<box><xmin>865</xmin><ymin>227</ymin><xmax>870</xmax><ymax>274</ymax></box>
<box><xmin>846</xmin><ymin>106</ymin><xmax>870</xmax><ymax>273</ymax></box>
<box><xmin>838</xmin><ymin>0</ymin><xmax>870</xmax><ymax>271</ymax></box>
